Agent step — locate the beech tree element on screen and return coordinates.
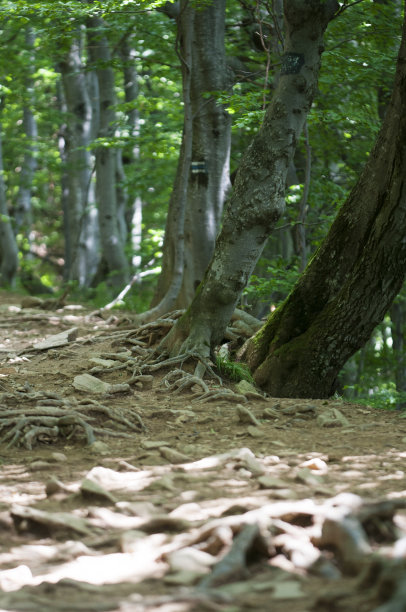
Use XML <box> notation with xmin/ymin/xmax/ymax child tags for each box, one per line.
<box><xmin>0</xmin><ymin>121</ymin><xmax>18</xmax><ymax>287</ymax></box>
<box><xmin>14</xmin><ymin>27</ymin><xmax>38</xmax><ymax>235</ymax></box>
<box><xmin>87</xmin><ymin>16</ymin><xmax>130</xmax><ymax>288</ymax></box>
<box><xmin>243</xmin><ymin>3</ymin><xmax>406</xmax><ymax>398</ymax></box>
<box><xmin>161</xmin><ymin>0</ymin><xmax>339</xmax><ymax>354</ymax></box>
<box><xmin>59</xmin><ymin>28</ymin><xmax>100</xmax><ymax>287</ymax></box>
<box><xmin>150</xmin><ymin>0</ymin><xmax>232</xmax><ymax>313</ymax></box>
<box><xmin>162</xmin><ymin>0</ymin><xmax>406</xmax><ymax>401</ymax></box>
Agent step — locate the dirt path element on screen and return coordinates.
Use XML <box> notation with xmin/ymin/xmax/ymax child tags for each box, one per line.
<box><xmin>0</xmin><ymin>290</ymin><xmax>405</xmax><ymax>611</ymax></box>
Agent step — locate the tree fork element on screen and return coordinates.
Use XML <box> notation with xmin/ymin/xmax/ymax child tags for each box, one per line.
<box><xmin>244</xmin><ymin>5</ymin><xmax>406</xmax><ymax>398</ymax></box>
<box><xmin>161</xmin><ymin>0</ymin><xmax>338</xmax><ymax>358</ymax></box>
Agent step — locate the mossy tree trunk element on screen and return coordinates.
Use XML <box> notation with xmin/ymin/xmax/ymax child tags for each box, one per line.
<box><xmin>243</xmin><ymin>8</ymin><xmax>406</xmax><ymax>398</ymax></box>
<box><xmin>161</xmin><ymin>0</ymin><xmax>338</xmax><ymax>357</ymax></box>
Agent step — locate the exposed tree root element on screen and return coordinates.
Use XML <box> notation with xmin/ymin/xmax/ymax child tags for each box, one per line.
<box><xmin>99</xmin><ymin>309</ymin><xmax>263</xmax><ymax>403</ymax></box>
<box><xmin>0</xmin><ymin>309</ymin><xmax>263</xmax><ymax>449</ymax></box>
<box><xmin>0</xmin><ymin>392</ymin><xmax>145</xmax><ymax>449</ymax></box>
<box><xmin>158</xmin><ymin>369</ymin><xmax>210</xmax><ymax>395</ymax></box>
<box><xmin>192</xmin><ymin>388</ymin><xmax>248</xmax><ymax>403</ymax></box>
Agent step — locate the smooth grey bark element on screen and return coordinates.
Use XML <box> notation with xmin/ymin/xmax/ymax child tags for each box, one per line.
<box><xmin>161</xmin><ymin>0</ymin><xmax>338</xmax><ymax>356</ymax></box>
<box><xmin>59</xmin><ymin>29</ymin><xmax>99</xmax><ymax>287</ymax></box>
<box><xmin>118</xmin><ymin>38</ymin><xmax>143</xmax><ymax>269</ymax></box>
<box><xmin>87</xmin><ymin>17</ymin><xmax>129</xmax><ymax>287</ymax></box>
<box><xmin>115</xmin><ymin>149</ymin><xmax>128</xmax><ymax>244</ymax></box>
<box><xmin>177</xmin><ymin>0</ymin><xmax>232</xmax><ymax>306</ymax></box>
<box><xmin>0</xmin><ymin>121</ymin><xmax>18</xmax><ymax>286</ymax></box>
<box><xmin>151</xmin><ymin>0</ymin><xmax>231</xmax><ymax>311</ymax></box>
<box><xmin>14</xmin><ymin>27</ymin><xmax>37</xmax><ymax>234</ymax></box>
<box><xmin>243</xmin><ymin>7</ymin><xmax>406</xmax><ymax>398</ymax></box>
<box><xmin>138</xmin><ymin>0</ymin><xmax>193</xmax><ymax>320</ymax></box>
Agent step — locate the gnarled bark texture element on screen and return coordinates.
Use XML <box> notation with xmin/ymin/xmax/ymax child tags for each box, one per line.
<box><xmin>244</xmin><ymin>8</ymin><xmax>406</xmax><ymax>398</ymax></box>
<box><xmin>161</xmin><ymin>0</ymin><xmax>338</xmax><ymax>357</ymax></box>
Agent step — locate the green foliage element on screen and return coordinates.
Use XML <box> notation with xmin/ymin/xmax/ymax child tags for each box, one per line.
<box><xmin>212</xmin><ymin>87</ymin><xmax>265</xmax><ymax>130</ymax></box>
<box><xmin>345</xmin><ymin>386</ymin><xmax>406</xmax><ymax>411</ymax></box>
<box><xmin>244</xmin><ymin>256</ymin><xmax>300</xmax><ymax>309</ymax></box>
<box><xmin>215</xmin><ymin>355</ymin><xmax>254</xmax><ymax>384</ymax></box>
<box><xmin>0</xmin><ymin>0</ymin><xmax>404</xmax><ymax>405</ymax></box>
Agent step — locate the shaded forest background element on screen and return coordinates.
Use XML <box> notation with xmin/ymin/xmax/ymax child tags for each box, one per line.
<box><xmin>0</xmin><ymin>0</ymin><xmax>404</xmax><ymax>406</ymax></box>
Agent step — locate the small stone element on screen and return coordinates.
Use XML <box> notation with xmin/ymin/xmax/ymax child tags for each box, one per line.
<box><xmin>316</xmin><ymin>408</ymin><xmax>349</xmax><ymax>427</ymax></box>
<box><xmin>45</xmin><ymin>477</ymin><xmax>76</xmax><ymax>497</ymax></box>
<box><xmin>149</xmin><ymin>474</ymin><xmax>177</xmax><ymax>492</ymax></box>
<box><xmin>89</xmin><ymin>357</ymin><xmax>118</xmax><ymax>367</ymax></box>
<box><xmin>236</xmin><ymin>380</ymin><xmax>263</xmax><ymax>399</ymax></box>
<box><xmin>33</xmin><ymin>327</ymin><xmax>78</xmax><ymax>350</ymax></box>
<box><xmin>295</xmin><ymin>467</ymin><xmax>324</xmax><ymax>485</ymax></box>
<box><xmin>167</xmin><ymin>547</ymin><xmax>214</xmax><ymax>574</ymax></box>
<box><xmin>45</xmin><ymin>478</ymin><xmax>65</xmax><ymax>497</ymax></box>
<box><xmin>29</xmin><ymin>460</ymin><xmax>54</xmax><ymax>471</ymax></box>
<box><xmin>247</xmin><ymin>425</ymin><xmax>265</xmax><ymax>438</ymax></box>
<box><xmin>80</xmin><ymin>478</ymin><xmax>117</xmax><ymax>503</ymax></box>
<box><xmin>73</xmin><ymin>373</ymin><xmax>112</xmax><ymax>394</ymax></box>
<box><xmin>141</xmin><ymin>440</ymin><xmax>171</xmax><ymax>450</ymax></box>
<box><xmin>241</xmin><ymin>455</ymin><xmax>265</xmax><ymax>476</ymax></box>
<box><xmin>271</xmin><ymin>488</ymin><xmax>297</xmax><ymax>500</ymax></box>
<box><xmin>160</xmin><ymin>447</ymin><xmax>191</xmax><ymax>464</ymax></box>
<box><xmin>51</xmin><ymin>452</ymin><xmax>68</xmax><ymax>463</ymax></box>
<box><xmin>236</xmin><ymin>404</ymin><xmax>261</xmax><ymax>426</ymax></box>
<box><xmin>281</xmin><ymin>406</ymin><xmax>296</xmax><ymax>415</ymax></box>
<box><xmin>73</xmin><ymin>373</ymin><xmax>130</xmax><ymax>395</ymax></box>
<box><xmin>332</xmin><ymin>408</ymin><xmax>350</xmax><ymax>426</ymax></box>
<box><xmin>258</xmin><ymin>476</ymin><xmax>290</xmax><ymax>489</ymax></box>
<box><xmin>263</xmin><ymin>407</ymin><xmax>279</xmax><ymax>419</ymax></box>
<box><xmin>300</xmin><ymin>404</ymin><xmax>317</xmax><ymax>413</ymax></box>
<box><xmin>89</xmin><ymin>441</ymin><xmax>110</xmax><ymax>455</ymax></box>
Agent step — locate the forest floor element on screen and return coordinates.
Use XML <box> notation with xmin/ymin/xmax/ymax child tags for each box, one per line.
<box><xmin>0</xmin><ymin>290</ymin><xmax>405</xmax><ymax>612</ymax></box>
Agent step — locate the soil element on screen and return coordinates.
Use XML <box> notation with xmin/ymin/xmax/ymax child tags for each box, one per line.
<box><xmin>0</xmin><ymin>289</ymin><xmax>405</xmax><ymax>612</ymax></box>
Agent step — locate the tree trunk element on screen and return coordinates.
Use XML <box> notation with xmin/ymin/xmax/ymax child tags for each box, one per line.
<box><xmin>390</xmin><ymin>300</ymin><xmax>406</xmax><ymax>407</ymax></box>
<box><xmin>161</xmin><ymin>0</ymin><xmax>338</xmax><ymax>357</ymax></box>
<box><xmin>87</xmin><ymin>17</ymin><xmax>129</xmax><ymax>288</ymax></box>
<box><xmin>138</xmin><ymin>0</ymin><xmax>193</xmax><ymax>320</ymax></box>
<box><xmin>177</xmin><ymin>0</ymin><xmax>232</xmax><ymax>306</ymax></box>
<box><xmin>151</xmin><ymin>0</ymin><xmax>231</xmax><ymax>310</ymax></box>
<box><xmin>59</xmin><ymin>29</ymin><xmax>99</xmax><ymax>287</ymax></box>
<box><xmin>14</xmin><ymin>27</ymin><xmax>37</xmax><ymax>235</ymax></box>
<box><xmin>118</xmin><ymin>38</ymin><xmax>143</xmax><ymax>269</ymax></box>
<box><xmin>243</xmin><ymin>8</ymin><xmax>406</xmax><ymax>398</ymax></box>
<box><xmin>0</xmin><ymin>120</ymin><xmax>18</xmax><ymax>287</ymax></box>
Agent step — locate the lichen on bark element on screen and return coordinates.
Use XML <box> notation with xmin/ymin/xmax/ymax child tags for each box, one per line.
<box><xmin>161</xmin><ymin>0</ymin><xmax>339</xmax><ymax>362</ymax></box>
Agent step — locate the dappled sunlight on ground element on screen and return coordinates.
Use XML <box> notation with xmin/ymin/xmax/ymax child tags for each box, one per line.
<box><xmin>0</xmin><ymin>290</ymin><xmax>405</xmax><ymax>610</ymax></box>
